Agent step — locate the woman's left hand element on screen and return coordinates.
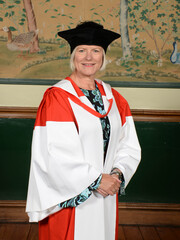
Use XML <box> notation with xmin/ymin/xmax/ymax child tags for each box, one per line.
<box><xmin>96</xmin><ymin>173</ymin><xmax>121</xmax><ymax>197</ymax></box>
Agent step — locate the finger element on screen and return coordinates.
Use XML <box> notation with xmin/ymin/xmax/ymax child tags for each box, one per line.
<box><xmin>98</xmin><ymin>188</ymin><xmax>108</xmax><ymax>196</ymax></box>
<box><xmin>109</xmin><ymin>190</ymin><xmax>115</xmax><ymax>196</ymax></box>
<box><xmin>98</xmin><ymin>189</ymin><xmax>108</xmax><ymax>196</ymax></box>
<box><xmin>111</xmin><ymin>177</ymin><xmax>121</xmax><ymax>187</ymax></box>
<box><xmin>111</xmin><ymin>175</ymin><xmax>122</xmax><ymax>183</ymax></box>
<box><xmin>110</xmin><ymin>188</ymin><xmax>120</xmax><ymax>196</ymax></box>
<box><xmin>111</xmin><ymin>176</ymin><xmax>122</xmax><ymax>183</ymax></box>
<box><xmin>110</xmin><ymin>182</ymin><xmax>120</xmax><ymax>191</ymax></box>
<box><xmin>97</xmin><ymin>189</ymin><xmax>108</xmax><ymax>197</ymax></box>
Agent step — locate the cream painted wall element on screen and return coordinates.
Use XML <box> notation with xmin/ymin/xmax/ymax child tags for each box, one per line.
<box><xmin>0</xmin><ymin>84</ymin><xmax>180</xmax><ymax>110</ymax></box>
<box><xmin>116</xmin><ymin>87</ymin><xmax>180</xmax><ymax>110</ymax></box>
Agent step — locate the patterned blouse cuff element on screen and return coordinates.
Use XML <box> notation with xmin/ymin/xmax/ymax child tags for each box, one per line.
<box><xmin>59</xmin><ymin>174</ymin><xmax>102</xmax><ymax>208</ymax></box>
<box><xmin>89</xmin><ymin>174</ymin><xmax>102</xmax><ymax>190</ymax></box>
<box><xmin>119</xmin><ymin>176</ymin><xmax>125</xmax><ymax>196</ymax></box>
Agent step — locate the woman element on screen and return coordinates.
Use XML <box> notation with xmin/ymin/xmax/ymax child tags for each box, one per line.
<box><xmin>26</xmin><ymin>21</ymin><xmax>141</xmax><ymax>240</ymax></box>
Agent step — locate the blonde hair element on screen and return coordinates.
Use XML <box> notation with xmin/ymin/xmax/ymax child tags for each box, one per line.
<box><xmin>70</xmin><ymin>46</ymin><xmax>107</xmax><ymax>72</ymax></box>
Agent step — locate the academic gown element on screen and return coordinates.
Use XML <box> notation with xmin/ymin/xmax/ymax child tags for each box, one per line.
<box><xmin>26</xmin><ymin>77</ymin><xmax>141</xmax><ymax>240</ymax></box>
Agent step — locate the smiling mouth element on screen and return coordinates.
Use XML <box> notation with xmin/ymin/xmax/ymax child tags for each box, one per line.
<box><xmin>82</xmin><ymin>63</ymin><xmax>95</xmax><ymax>67</ymax></box>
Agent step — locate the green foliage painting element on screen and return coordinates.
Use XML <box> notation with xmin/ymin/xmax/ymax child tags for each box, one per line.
<box><xmin>129</xmin><ymin>0</ymin><xmax>180</xmax><ymax>60</ymax></box>
<box><xmin>0</xmin><ymin>0</ymin><xmax>179</xmax><ymax>85</ymax></box>
<box><xmin>0</xmin><ymin>0</ymin><xmax>26</xmax><ymax>32</ymax></box>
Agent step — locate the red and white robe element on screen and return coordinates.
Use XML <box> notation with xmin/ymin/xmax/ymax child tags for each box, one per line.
<box><xmin>26</xmin><ymin>77</ymin><xmax>141</xmax><ymax>240</ymax></box>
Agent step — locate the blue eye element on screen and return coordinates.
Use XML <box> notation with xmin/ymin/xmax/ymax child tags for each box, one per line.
<box><xmin>94</xmin><ymin>49</ymin><xmax>100</xmax><ymax>53</ymax></box>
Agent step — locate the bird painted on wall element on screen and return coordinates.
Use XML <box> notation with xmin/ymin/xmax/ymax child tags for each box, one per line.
<box><xmin>170</xmin><ymin>42</ymin><xmax>180</xmax><ymax>64</ymax></box>
<box><xmin>0</xmin><ymin>26</ymin><xmax>39</xmax><ymax>57</ymax></box>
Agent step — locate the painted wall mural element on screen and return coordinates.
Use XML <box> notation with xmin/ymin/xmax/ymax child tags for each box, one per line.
<box><xmin>0</xmin><ymin>0</ymin><xmax>179</xmax><ymax>84</ymax></box>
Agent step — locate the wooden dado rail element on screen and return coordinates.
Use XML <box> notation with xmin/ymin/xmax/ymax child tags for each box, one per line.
<box><xmin>0</xmin><ymin>107</ymin><xmax>180</xmax><ymax>122</ymax></box>
<box><xmin>0</xmin><ymin>201</ymin><xmax>180</xmax><ymax>226</ymax></box>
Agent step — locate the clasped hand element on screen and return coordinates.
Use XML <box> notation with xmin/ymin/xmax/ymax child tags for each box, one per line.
<box><xmin>96</xmin><ymin>173</ymin><xmax>121</xmax><ymax>197</ymax></box>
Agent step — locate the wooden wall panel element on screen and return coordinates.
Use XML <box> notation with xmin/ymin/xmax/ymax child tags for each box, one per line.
<box><xmin>118</xmin><ymin>203</ymin><xmax>180</xmax><ymax>226</ymax></box>
<box><xmin>0</xmin><ymin>107</ymin><xmax>180</xmax><ymax>122</ymax></box>
<box><xmin>0</xmin><ymin>201</ymin><xmax>180</xmax><ymax>226</ymax></box>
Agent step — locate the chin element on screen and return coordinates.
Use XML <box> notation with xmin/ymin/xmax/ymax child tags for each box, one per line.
<box><xmin>82</xmin><ymin>68</ymin><xmax>100</xmax><ymax>75</ymax></box>
<box><xmin>83</xmin><ymin>72</ymin><xmax>97</xmax><ymax>77</ymax></box>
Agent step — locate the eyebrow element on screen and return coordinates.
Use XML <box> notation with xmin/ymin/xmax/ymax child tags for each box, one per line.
<box><xmin>77</xmin><ymin>47</ymin><xmax>102</xmax><ymax>50</ymax></box>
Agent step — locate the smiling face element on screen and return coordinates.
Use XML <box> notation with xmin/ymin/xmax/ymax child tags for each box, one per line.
<box><xmin>73</xmin><ymin>45</ymin><xmax>103</xmax><ymax>78</ymax></box>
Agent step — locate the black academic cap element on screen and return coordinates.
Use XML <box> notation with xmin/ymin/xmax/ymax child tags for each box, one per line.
<box><xmin>58</xmin><ymin>21</ymin><xmax>120</xmax><ymax>53</ymax></box>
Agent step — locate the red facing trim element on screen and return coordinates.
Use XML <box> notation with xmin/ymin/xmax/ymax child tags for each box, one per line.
<box><xmin>65</xmin><ymin>77</ymin><xmax>106</xmax><ymax>97</ymax></box>
<box><xmin>115</xmin><ymin>194</ymin><xmax>119</xmax><ymax>240</ymax></box>
<box><xmin>39</xmin><ymin>208</ymin><xmax>75</xmax><ymax>240</ymax></box>
<box><xmin>66</xmin><ymin>77</ymin><xmax>84</xmax><ymax>97</ymax></box>
<box><xmin>34</xmin><ymin>87</ymin><xmax>78</xmax><ymax>131</ymax></box>
<box><xmin>95</xmin><ymin>80</ymin><xmax>106</xmax><ymax>96</ymax></box>
<box><xmin>112</xmin><ymin>88</ymin><xmax>132</xmax><ymax>126</ymax></box>
<box><xmin>35</xmin><ymin>77</ymin><xmax>112</xmax><ymax>128</ymax></box>
<box><xmin>65</xmin><ymin>77</ymin><xmax>113</xmax><ymax>118</ymax></box>
<box><xmin>66</xmin><ymin>92</ymin><xmax>113</xmax><ymax>118</ymax></box>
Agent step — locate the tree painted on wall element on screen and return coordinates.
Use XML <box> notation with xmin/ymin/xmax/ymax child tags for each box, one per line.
<box><xmin>120</xmin><ymin>0</ymin><xmax>133</xmax><ymax>60</ymax></box>
<box><xmin>0</xmin><ymin>0</ymin><xmax>39</xmax><ymax>52</ymax></box>
<box><xmin>128</xmin><ymin>0</ymin><xmax>180</xmax><ymax>63</ymax></box>
<box><xmin>90</xmin><ymin>1</ymin><xmax>133</xmax><ymax>60</ymax></box>
<box><xmin>23</xmin><ymin>0</ymin><xmax>39</xmax><ymax>52</ymax></box>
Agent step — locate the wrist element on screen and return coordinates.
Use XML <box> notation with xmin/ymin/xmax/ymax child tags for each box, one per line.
<box><xmin>110</xmin><ymin>168</ymin><xmax>123</xmax><ymax>180</ymax></box>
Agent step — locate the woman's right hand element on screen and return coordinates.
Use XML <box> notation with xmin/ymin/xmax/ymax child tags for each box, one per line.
<box><xmin>96</xmin><ymin>173</ymin><xmax>121</xmax><ymax>197</ymax></box>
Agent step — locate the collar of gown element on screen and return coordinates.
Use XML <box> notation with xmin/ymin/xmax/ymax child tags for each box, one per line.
<box><xmin>61</xmin><ymin>76</ymin><xmax>113</xmax><ymax>118</ymax></box>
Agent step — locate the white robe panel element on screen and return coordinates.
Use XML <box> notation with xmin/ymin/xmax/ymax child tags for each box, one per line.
<box><xmin>26</xmin><ymin>121</ymin><xmax>101</xmax><ymax>222</ymax></box>
<box><xmin>113</xmin><ymin>116</ymin><xmax>141</xmax><ymax>187</ymax></box>
<box><xmin>68</xmin><ymin>92</ymin><xmax>120</xmax><ymax>240</ymax></box>
<box><xmin>74</xmin><ymin>193</ymin><xmax>117</xmax><ymax>240</ymax></box>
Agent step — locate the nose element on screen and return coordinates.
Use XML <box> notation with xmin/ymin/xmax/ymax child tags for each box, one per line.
<box><xmin>85</xmin><ymin>50</ymin><xmax>92</xmax><ymax>60</ymax></box>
